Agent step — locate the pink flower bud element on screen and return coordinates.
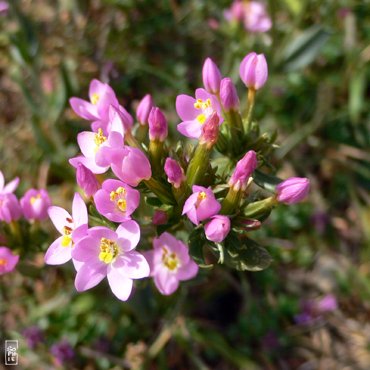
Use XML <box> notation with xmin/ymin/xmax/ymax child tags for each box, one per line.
<box><xmin>276</xmin><ymin>177</ymin><xmax>310</xmax><ymax>204</ymax></box>
<box><xmin>239</xmin><ymin>52</ymin><xmax>268</xmax><ymax>90</ymax></box>
<box><xmin>204</xmin><ymin>215</ymin><xmax>230</xmax><ymax>243</ymax></box>
<box><xmin>20</xmin><ymin>189</ymin><xmax>51</xmax><ymax>221</ymax></box>
<box><xmin>229</xmin><ymin>150</ymin><xmax>257</xmax><ymax>191</ymax></box>
<box><xmin>200</xmin><ymin>112</ymin><xmax>220</xmax><ymax>147</ymax></box>
<box><xmin>152</xmin><ymin>210</ymin><xmax>168</xmax><ymax>225</ymax></box>
<box><xmin>136</xmin><ymin>94</ymin><xmax>153</xmax><ymax>125</ymax></box>
<box><xmin>0</xmin><ymin>193</ymin><xmax>22</xmax><ymax>223</ymax></box>
<box><xmin>164</xmin><ymin>158</ymin><xmax>185</xmax><ymax>189</ymax></box>
<box><xmin>148</xmin><ymin>107</ymin><xmax>168</xmax><ymax>142</ymax></box>
<box><xmin>76</xmin><ymin>163</ymin><xmax>100</xmax><ymax>197</ymax></box>
<box><xmin>202</xmin><ymin>58</ymin><xmax>222</xmax><ymax>94</ymax></box>
<box><xmin>220</xmin><ymin>77</ymin><xmax>240</xmax><ymax>111</ymax></box>
<box><xmin>0</xmin><ymin>1</ymin><xmax>9</xmax><ymax>16</ymax></box>
<box><xmin>0</xmin><ymin>247</ymin><xmax>19</xmax><ymax>275</ymax></box>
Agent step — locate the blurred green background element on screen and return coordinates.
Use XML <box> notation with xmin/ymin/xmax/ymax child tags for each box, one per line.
<box><xmin>0</xmin><ymin>0</ymin><xmax>369</xmax><ymax>369</ymax></box>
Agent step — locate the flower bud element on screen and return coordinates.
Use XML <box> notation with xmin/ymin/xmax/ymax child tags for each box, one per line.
<box><xmin>164</xmin><ymin>158</ymin><xmax>185</xmax><ymax>189</ymax></box>
<box><xmin>202</xmin><ymin>58</ymin><xmax>222</xmax><ymax>94</ymax></box>
<box><xmin>229</xmin><ymin>150</ymin><xmax>257</xmax><ymax>191</ymax></box>
<box><xmin>136</xmin><ymin>94</ymin><xmax>153</xmax><ymax>125</ymax></box>
<box><xmin>200</xmin><ymin>112</ymin><xmax>220</xmax><ymax>147</ymax></box>
<box><xmin>152</xmin><ymin>210</ymin><xmax>168</xmax><ymax>225</ymax></box>
<box><xmin>148</xmin><ymin>107</ymin><xmax>168</xmax><ymax>142</ymax></box>
<box><xmin>20</xmin><ymin>189</ymin><xmax>51</xmax><ymax>221</ymax></box>
<box><xmin>204</xmin><ymin>215</ymin><xmax>230</xmax><ymax>243</ymax></box>
<box><xmin>0</xmin><ymin>246</ymin><xmax>19</xmax><ymax>275</ymax></box>
<box><xmin>239</xmin><ymin>52</ymin><xmax>268</xmax><ymax>90</ymax></box>
<box><xmin>220</xmin><ymin>77</ymin><xmax>240</xmax><ymax>111</ymax></box>
<box><xmin>276</xmin><ymin>177</ymin><xmax>310</xmax><ymax>204</ymax></box>
<box><xmin>0</xmin><ymin>193</ymin><xmax>22</xmax><ymax>223</ymax></box>
<box><xmin>76</xmin><ymin>162</ymin><xmax>100</xmax><ymax>197</ymax></box>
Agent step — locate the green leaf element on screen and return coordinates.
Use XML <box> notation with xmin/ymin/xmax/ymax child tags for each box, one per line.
<box><xmin>224</xmin><ymin>233</ymin><xmax>272</xmax><ymax>271</ymax></box>
<box><xmin>188</xmin><ymin>228</ymin><xmax>213</xmax><ymax>268</ymax></box>
<box><xmin>145</xmin><ymin>196</ymin><xmax>163</xmax><ymax>207</ymax></box>
<box><xmin>279</xmin><ymin>25</ymin><xmax>331</xmax><ymax>71</ymax></box>
<box><xmin>253</xmin><ymin>170</ymin><xmax>282</xmax><ymax>192</ymax></box>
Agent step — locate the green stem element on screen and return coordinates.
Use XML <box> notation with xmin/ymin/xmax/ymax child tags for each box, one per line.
<box><xmin>186</xmin><ymin>143</ymin><xmax>211</xmax><ymax>187</ymax></box>
<box><xmin>149</xmin><ymin>140</ymin><xmax>165</xmax><ymax>176</ymax></box>
<box><xmin>221</xmin><ymin>187</ymin><xmax>242</xmax><ymax>215</ymax></box>
<box><xmin>144</xmin><ymin>178</ymin><xmax>175</xmax><ymax>205</ymax></box>
<box><xmin>244</xmin><ymin>88</ymin><xmax>256</xmax><ymax>133</ymax></box>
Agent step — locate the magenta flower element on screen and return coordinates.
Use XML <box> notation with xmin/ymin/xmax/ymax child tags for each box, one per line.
<box><xmin>176</xmin><ymin>88</ymin><xmax>223</xmax><ymax>139</ymax></box>
<box><xmin>20</xmin><ymin>189</ymin><xmax>51</xmax><ymax>221</ymax></box>
<box><xmin>199</xmin><ymin>112</ymin><xmax>220</xmax><ymax>147</ymax></box>
<box><xmin>276</xmin><ymin>177</ymin><xmax>310</xmax><ymax>204</ymax></box>
<box><xmin>204</xmin><ymin>215</ymin><xmax>231</xmax><ymax>243</ymax></box>
<box><xmin>0</xmin><ymin>193</ymin><xmax>22</xmax><ymax>223</ymax></box>
<box><xmin>136</xmin><ymin>94</ymin><xmax>153</xmax><ymax>125</ymax></box>
<box><xmin>240</xmin><ymin>52</ymin><xmax>268</xmax><ymax>91</ymax></box>
<box><xmin>243</xmin><ymin>1</ymin><xmax>272</xmax><ymax>33</ymax></box>
<box><xmin>145</xmin><ymin>232</ymin><xmax>198</xmax><ymax>295</ymax></box>
<box><xmin>220</xmin><ymin>77</ymin><xmax>240</xmax><ymax>111</ymax></box>
<box><xmin>44</xmin><ymin>193</ymin><xmax>88</xmax><ymax>265</ymax></box>
<box><xmin>148</xmin><ymin>107</ymin><xmax>168</xmax><ymax>142</ymax></box>
<box><xmin>0</xmin><ymin>1</ymin><xmax>8</xmax><ymax>15</ymax></box>
<box><xmin>164</xmin><ymin>158</ymin><xmax>185</xmax><ymax>189</ymax></box>
<box><xmin>76</xmin><ymin>162</ymin><xmax>100</xmax><ymax>197</ymax></box>
<box><xmin>202</xmin><ymin>58</ymin><xmax>222</xmax><ymax>94</ymax></box>
<box><xmin>229</xmin><ymin>150</ymin><xmax>257</xmax><ymax>191</ymax></box>
<box><xmin>71</xmin><ymin>221</ymin><xmax>149</xmax><ymax>301</ymax></box>
<box><xmin>94</xmin><ymin>179</ymin><xmax>140</xmax><ymax>223</ymax></box>
<box><xmin>0</xmin><ymin>247</ymin><xmax>19</xmax><ymax>275</ymax></box>
<box><xmin>69</xmin><ymin>79</ymin><xmax>118</xmax><ymax>122</ymax></box>
<box><xmin>224</xmin><ymin>0</ymin><xmax>244</xmax><ymax>22</ymax></box>
<box><xmin>182</xmin><ymin>185</ymin><xmax>221</xmax><ymax>225</ymax></box>
<box><xmin>0</xmin><ymin>170</ymin><xmax>19</xmax><ymax>194</ymax></box>
<box><xmin>316</xmin><ymin>294</ymin><xmax>338</xmax><ymax>313</ymax></box>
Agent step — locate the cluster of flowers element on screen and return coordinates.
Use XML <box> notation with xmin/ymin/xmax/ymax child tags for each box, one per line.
<box><xmin>0</xmin><ymin>170</ymin><xmax>52</xmax><ymax>275</ymax></box>
<box><xmin>224</xmin><ymin>0</ymin><xmax>272</xmax><ymax>33</ymax></box>
<box><xmin>1</xmin><ymin>50</ymin><xmax>310</xmax><ymax>303</ymax></box>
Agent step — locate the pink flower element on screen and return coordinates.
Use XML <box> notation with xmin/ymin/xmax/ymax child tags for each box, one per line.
<box><xmin>0</xmin><ymin>193</ymin><xmax>22</xmax><ymax>223</ymax></box>
<box><xmin>0</xmin><ymin>170</ymin><xmax>19</xmax><ymax>194</ymax></box>
<box><xmin>316</xmin><ymin>294</ymin><xmax>338</xmax><ymax>313</ymax></box>
<box><xmin>204</xmin><ymin>215</ymin><xmax>230</xmax><ymax>243</ymax></box>
<box><xmin>148</xmin><ymin>107</ymin><xmax>168</xmax><ymax>142</ymax></box>
<box><xmin>220</xmin><ymin>77</ymin><xmax>240</xmax><ymax>111</ymax></box>
<box><xmin>0</xmin><ymin>247</ymin><xmax>19</xmax><ymax>275</ymax></box>
<box><xmin>229</xmin><ymin>150</ymin><xmax>257</xmax><ymax>191</ymax></box>
<box><xmin>240</xmin><ymin>52</ymin><xmax>268</xmax><ymax>91</ymax></box>
<box><xmin>136</xmin><ymin>94</ymin><xmax>153</xmax><ymax>125</ymax></box>
<box><xmin>199</xmin><ymin>112</ymin><xmax>220</xmax><ymax>147</ymax></box>
<box><xmin>76</xmin><ymin>163</ymin><xmax>100</xmax><ymax>197</ymax></box>
<box><xmin>20</xmin><ymin>189</ymin><xmax>51</xmax><ymax>221</ymax></box>
<box><xmin>176</xmin><ymin>88</ymin><xmax>223</xmax><ymax>139</ymax></box>
<box><xmin>276</xmin><ymin>177</ymin><xmax>310</xmax><ymax>204</ymax></box>
<box><xmin>94</xmin><ymin>179</ymin><xmax>140</xmax><ymax>223</ymax></box>
<box><xmin>44</xmin><ymin>193</ymin><xmax>88</xmax><ymax>265</ymax></box>
<box><xmin>202</xmin><ymin>58</ymin><xmax>222</xmax><ymax>94</ymax></box>
<box><xmin>224</xmin><ymin>0</ymin><xmax>244</xmax><ymax>22</ymax></box>
<box><xmin>71</xmin><ymin>221</ymin><xmax>149</xmax><ymax>301</ymax></box>
<box><xmin>69</xmin><ymin>79</ymin><xmax>118</xmax><ymax>122</ymax></box>
<box><xmin>244</xmin><ymin>1</ymin><xmax>272</xmax><ymax>33</ymax></box>
<box><xmin>152</xmin><ymin>210</ymin><xmax>168</xmax><ymax>225</ymax></box>
<box><xmin>145</xmin><ymin>232</ymin><xmax>198</xmax><ymax>295</ymax></box>
<box><xmin>164</xmin><ymin>158</ymin><xmax>185</xmax><ymax>189</ymax></box>
<box><xmin>182</xmin><ymin>185</ymin><xmax>221</xmax><ymax>225</ymax></box>
<box><xmin>0</xmin><ymin>1</ymin><xmax>9</xmax><ymax>15</ymax></box>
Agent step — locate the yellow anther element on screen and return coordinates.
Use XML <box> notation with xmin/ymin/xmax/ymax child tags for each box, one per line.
<box><xmin>110</xmin><ymin>187</ymin><xmax>127</xmax><ymax>212</ymax></box>
<box><xmin>0</xmin><ymin>258</ymin><xmax>7</xmax><ymax>266</ymax></box>
<box><xmin>61</xmin><ymin>235</ymin><xmax>72</xmax><ymax>247</ymax></box>
<box><xmin>91</xmin><ymin>93</ymin><xmax>100</xmax><ymax>105</ymax></box>
<box><xmin>162</xmin><ymin>247</ymin><xmax>180</xmax><ymax>271</ymax></box>
<box><xmin>117</xmin><ymin>199</ymin><xmax>127</xmax><ymax>212</ymax></box>
<box><xmin>196</xmin><ymin>113</ymin><xmax>207</xmax><ymax>124</ymax></box>
<box><xmin>30</xmin><ymin>193</ymin><xmax>41</xmax><ymax>205</ymax></box>
<box><xmin>99</xmin><ymin>237</ymin><xmax>119</xmax><ymax>264</ymax></box>
<box><xmin>94</xmin><ymin>128</ymin><xmax>107</xmax><ymax>147</ymax></box>
<box><xmin>63</xmin><ymin>226</ymin><xmax>72</xmax><ymax>236</ymax></box>
<box><xmin>198</xmin><ymin>191</ymin><xmax>207</xmax><ymax>201</ymax></box>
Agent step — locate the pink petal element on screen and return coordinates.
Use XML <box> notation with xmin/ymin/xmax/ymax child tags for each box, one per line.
<box><xmin>77</xmin><ymin>131</ymin><xmax>97</xmax><ymax>159</ymax></box>
<box><xmin>44</xmin><ymin>237</ymin><xmax>72</xmax><ymax>265</ymax></box>
<box><xmin>182</xmin><ymin>193</ymin><xmax>197</xmax><ymax>215</ymax></box>
<box><xmin>177</xmin><ymin>260</ymin><xmax>199</xmax><ymax>280</ymax></box>
<box><xmin>71</xmin><ymin>237</ymin><xmax>100</xmax><ymax>263</ymax></box>
<box><xmin>3</xmin><ymin>177</ymin><xmax>19</xmax><ymax>193</ymax></box>
<box><xmin>48</xmin><ymin>206</ymin><xmax>72</xmax><ymax>234</ymax></box>
<box><xmin>177</xmin><ymin>120</ymin><xmax>202</xmax><ymax>139</ymax></box>
<box><xmin>69</xmin><ymin>156</ymin><xmax>109</xmax><ymax>175</ymax></box>
<box><xmin>154</xmin><ymin>269</ymin><xmax>179</xmax><ymax>295</ymax></box>
<box><xmin>75</xmin><ymin>262</ymin><xmax>107</xmax><ymax>292</ymax></box>
<box><xmin>176</xmin><ymin>94</ymin><xmax>198</xmax><ymax>121</ymax></box>
<box><xmin>0</xmin><ymin>171</ymin><xmax>4</xmax><ymax>191</ymax></box>
<box><xmin>107</xmin><ymin>267</ymin><xmax>134</xmax><ymax>301</ymax></box>
<box><xmin>116</xmin><ymin>220</ymin><xmax>140</xmax><ymax>251</ymax></box>
<box><xmin>112</xmin><ymin>251</ymin><xmax>150</xmax><ymax>279</ymax></box>
<box><xmin>69</xmin><ymin>97</ymin><xmax>98</xmax><ymax>120</ymax></box>
<box><xmin>72</xmin><ymin>192</ymin><xmax>88</xmax><ymax>226</ymax></box>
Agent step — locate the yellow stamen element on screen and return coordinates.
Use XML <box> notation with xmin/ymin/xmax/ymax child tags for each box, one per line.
<box><xmin>99</xmin><ymin>237</ymin><xmax>119</xmax><ymax>264</ymax></box>
<box><xmin>94</xmin><ymin>128</ymin><xmax>107</xmax><ymax>147</ymax></box>
<box><xmin>117</xmin><ymin>199</ymin><xmax>127</xmax><ymax>212</ymax></box>
<box><xmin>110</xmin><ymin>187</ymin><xmax>127</xmax><ymax>213</ymax></box>
<box><xmin>194</xmin><ymin>98</ymin><xmax>212</xmax><ymax>110</ymax></box>
<box><xmin>91</xmin><ymin>93</ymin><xmax>100</xmax><ymax>105</ymax></box>
<box><xmin>61</xmin><ymin>235</ymin><xmax>72</xmax><ymax>247</ymax></box>
<box><xmin>0</xmin><ymin>258</ymin><xmax>7</xmax><ymax>266</ymax></box>
<box><xmin>30</xmin><ymin>193</ymin><xmax>41</xmax><ymax>205</ymax></box>
<box><xmin>162</xmin><ymin>246</ymin><xmax>180</xmax><ymax>271</ymax></box>
<box><xmin>196</xmin><ymin>113</ymin><xmax>207</xmax><ymax>124</ymax></box>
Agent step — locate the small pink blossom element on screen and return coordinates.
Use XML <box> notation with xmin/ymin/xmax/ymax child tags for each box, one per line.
<box><xmin>240</xmin><ymin>52</ymin><xmax>268</xmax><ymax>91</ymax></box>
<box><xmin>20</xmin><ymin>189</ymin><xmax>51</xmax><ymax>221</ymax></box>
<box><xmin>164</xmin><ymin>158</ymin><xmax>185</xmax><ymax>189</ymax></box>
<box><xmin>0</xmin><ymin>1</ymin><xmax>9</xmax><ymax>15</ymax></box>
<box><xmin>229</xmin><ymin>150</ymin><xmax>257</xmax><ymax>191</ymax></box>
<box><xmin>71</xmin><ymin>221</ymin><xmax>149</xmax><ymax>301</ymax></box>
<box><xmin>76</xmin><ymin>162</ymin><xmax>100</xmax><ymax>197</ymax></box>
<box><xmin>176</xmin><ymin>88</ymin><xmax>223</xmax><ymax>139</ymax></box>
<box><xmin>276</xmin><ymin>177</ymin><xmax>310</xmax><ymax>204</ymax></box>
<box><xmin>0</xmin><ymin>247</ymin><xmax>19</xmax><ymax>275</ymax></box>
<box><xmin>199</xmin><ymin>112</ymin><xmax>220</xmax><ymax>147</ymax></box>
<box><xmin>0</xmin><ymin>170</ymin><xmax>19</xmax><ymax>194</ymax></box>
<box><xmin>148</xmin><ymin>107</ymin><xmax>168</xmax><ymax>142</ymax></box>
<box><xmin>94</xmin><ymin>179</ymin><xmax>140</xmax><ymax>223</ymax></box>
<box><xmin>0</xmin><ymin>193</ymin><xmax>22</xmax><ymax>223</ymax></box>
<box><xmin>182</xmin><ymin>185</ymin><xmax>221</xmax><ymax>225</ymax></box>
<box><xmin>145</xmin><ymin>232</ymin><xmax>198</xmax><ymax>295</ymax></box>
<box><xmin>202</xmin><ymin>58</ymin><xmax>222</xmax><ymax>95</ymax></box>
<box><xmin>44</xmin><ymin>193</ymin><xmax>88</xmax><ymax>265</ymax></box>
<box><xmin>220</xmin><ymin>77</ymin><xmax>240</xmax><ymax>111</ymax></box>
<box><xmin>204</xmin><ymin>215</ymin><xmax>230</xmax><ymax>243</ymax></box>
<box><xmin>136</xmin><ymin>94</ymin><xmax>153</xmax><ymax>125</ymax></box>
<box><xmin>244</xmin><ymin>2</ymin><xmax>272</xmax><ymax>33</ymax></box>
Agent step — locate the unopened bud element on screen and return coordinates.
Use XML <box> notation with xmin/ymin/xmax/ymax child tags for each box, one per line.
<box><xmin>200</xmin><ymin>112</ymin><xmax>220</xmax><ymax>147</ymax></box>
<box><xmin>239</xmin><ymin>52</ymin><xmax>268</xmax><ymax>90</ymax></box>
<box><xmin>164</xmin><ymin>158</ymin><xmax>185</xmax><ymax>189</ymax></box>
<box><xmin>276</xmin><ymin>177</ymin><xmax>310</xmax><ymax>204</ymax></box>
<box><xmin>148</xmin><ymin>107</ymin><xmax>168</xmax><ymax>142</ymax></box>
<box><xmin>202</xmin><ymin>58</ymin><xmax>222</xmax><ymax>94</ymax></box>
<box><xmin>220</xmin><ymin>77</ymin><xmax>239</xmax><ymax>111</ymax></box>
<box><xmin>136</xmin><ymin>94</ymin><xmax>153</xmax><ymax>125</ymax></box>
<box><xmin>76</xmin><ymin>162</ymin><xmax>100</xmax><ymax>197</ymax></box>
<box><xmin>229</xmin><ymin>150</ymin><xmax>257</xmax><ymax>191</ymax></box>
